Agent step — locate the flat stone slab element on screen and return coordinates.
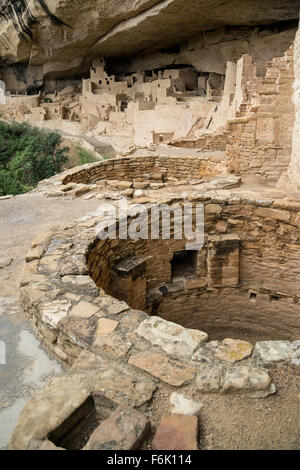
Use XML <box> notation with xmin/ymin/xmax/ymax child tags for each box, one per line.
<box><xmin>254</xmin><ymin>341</ymin><xmax>293</xmax><ymax>363</ymax></box>
<box><xmin>292</xmin><ymin>340</ymin><xmax>300</xmax><ymax>366</ymax></box>
<box><xmin>96</xmin><ymin>318</ymin><xmax>119</xmax><ymax>336</ymax></box>
<box><xmin>194</xmin><ymin>365</ymin><xmax>223</xmax><ymax>393</ymax></box>
<box><xmin>129</xmin><ymin>352</ymin><xmax>196</xmax><ymax>386</ymax></box>
<box><xmin>222</xmin><ymin>366</ymin><xmax>275</xmax><ymax>397</ymax></box>
<box><xmin>215</xmin><ymin>338</ymin><xmax>253</xmax><ymax>363</ymax></box>
<box><xmin>136</xmin><ymin>316</ymin><xmax>208</xmax><ymax>359</ymax></box>
<box><xmin>69</xmin><ymin>300</ymin><xmax>100</xmax><ymax>318</ymax></box>
<box><xmin>169</xmin><ymin>393</ymin><xmax>203</xmax><ymax>416</ymax></box>
<box><xmin>94</xmin><ymin>331</ymin><xmax>132</xmax><ymax>358</ymax></box>
<box><xmin>83</xmin><ymin>405</ymin><xmax>150</xmax><ymax>450</ymax></box>
<box><xmin>39</xmin><ymin>300</ymin><xmax>72</xmax><ymax>328</ymax></box>
<box><xmin>26</xmin><ymin>246</ymin><xmax>44</xmax><ymax>262</ymax></box>
<box><xmin>103</xmin><ymin>300</ymin><xmax>130</xmax><ymax>316</ymax></box>
<box><xmin>152</xmin><ymin>414</ymin><xmax>198</xmax><ymax>450</ymax></box>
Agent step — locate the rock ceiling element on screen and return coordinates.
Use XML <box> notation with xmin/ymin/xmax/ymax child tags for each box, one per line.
<box><xmin>0</xmin><ymin>0</ymin><xmax>299</xmax><ymax>77</ymax></box>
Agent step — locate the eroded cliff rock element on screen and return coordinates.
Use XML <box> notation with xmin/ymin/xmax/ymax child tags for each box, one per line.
<box><xmin>0</xmin><ymin>0</ymin><xmax>299</xmax><ymax>80</ymax></box>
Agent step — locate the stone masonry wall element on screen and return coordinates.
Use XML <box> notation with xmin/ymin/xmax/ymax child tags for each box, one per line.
<box><xmin>226</xmin><ymin>45</ymin><xmax>295</xmax><ymax>180</ymax></box>
<box><xmin>169</xmin><ymin>129</ymin><xmax>227</xmax><ymax>151</ymax></box>
<box><xmin>61</xmin><ymin>155</ymin><xmax>221</xmax><ymax>186</ymax></box>
<box><xmin>156</xmin><ymin>288</ymin><xmax>299</xmax><ymax>341</ymax></box>
<box><xmin>87</xmin><ymin>198</ymin><xmax>300</xmax><ymax>341</ymax></box>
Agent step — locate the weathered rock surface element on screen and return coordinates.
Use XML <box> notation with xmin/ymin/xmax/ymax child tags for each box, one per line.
<box><xmin>194</xmin><ymin>364</ymin><xmax>223</xmax><ymax>393</ymax></box>
<box><xmin>215</xmin><ymin>338</ymin><xmax>253</xmax><ymax>363</ymax></box>
<box><xmin>292</xmin><ymin>340</ymin><xmax>300</xmax><ymax>366</ymax></box>
<box><xmin>136</xmin><ymin>316</ymin><xmax>208</xmax><ymax>359</ymax></box>
<box><xmin>83</xmin><ymin>406</ymin><xmax>150</xmax><ymax>450</ymax></box>
<box><xmin>129</xmin><ymin>351</ymin><xmax>196</xmax><ymax>386</ymax></box>
<box><xmin>169</xmin><ymin>393</ymin><xmax>203</xmax><ymax>416</ymax></box>
<box><xmin>39</xmin><ymin>299</ymin><xmax>72</xmax><ymax>328</ymax></box>
<box><xmin>152</xmin><ymin>414</ymin><xmax>198</xmax><ymax>450</ymax></box>
<box><xmin>69</xmin><ymin>300</ymin><xmax>100</xmax><ymax>318</ymax></box>
<box><xmin>0</xmin><ymin>0</ymin><xmax>298</xmax><ymax>81</ymax></box>
<box><xmin>28</xmin><ymin>439</ymin><xmax>65</xmax><ymax>451</ymax></box>
<box><xmin>254</xmin><ymin>341</ymin><xmax>294</xmax><ymax>364</ymax></box>
<box><xmin>223</xmin><ymin>366</ymin><xmax>275</xmax><ymax>397</ymax></box>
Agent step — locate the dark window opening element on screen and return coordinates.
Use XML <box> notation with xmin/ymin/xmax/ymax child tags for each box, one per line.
<box><xmin>171</xmin><ymin>250</ymin><xmax>198</xmax><ymax>280</ymax></box>
<box><xmin>270</xmin><ymin>295</ymin><xmax>280</xmax><ymax>302</ymax></box>
<box><xmin>249</xmin><ymin>292</ymin><xmax>257</xmax><ymax>301</ymax></box>
<box><xmin>26</xmin><ymin>85</ymin><xmax>43</xmax><ymax>95</ymax></box>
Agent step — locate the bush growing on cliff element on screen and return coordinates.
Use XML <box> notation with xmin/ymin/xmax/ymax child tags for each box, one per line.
<box><xmin>75</xmin><ymin>146</ymin><xmax>98</xmax><ymax>165</ymax></box>
<box><xmin>0</xmin><ymin>121</ymin><xmax>69</xmax><ymax>196</ymax></box>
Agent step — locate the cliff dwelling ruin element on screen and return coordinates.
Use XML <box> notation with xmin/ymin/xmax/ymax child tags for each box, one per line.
<box><xmin>0</xmin><ymin>0</ymin><xmax>299</xmax><ymax>452</ymax></box>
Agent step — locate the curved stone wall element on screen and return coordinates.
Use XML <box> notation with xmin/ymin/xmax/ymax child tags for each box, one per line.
<box><xmin>14</xmin><ymin>192</ymin><xmax>300</xmax><ymax>449</ymax></box>
<box><xmin>61</xmin><ymin>154</ymin><xmax>222</xmax><ymax>186</ymax></box>
<box><xmin>87</xmin><ymin>199</ymin><xmax>300</xmax><ymax>341</ymax></box>
<box><xmin>20</xmin><ymin>193</ymin><xmax>300</xmax><ymax>364</ymax></box>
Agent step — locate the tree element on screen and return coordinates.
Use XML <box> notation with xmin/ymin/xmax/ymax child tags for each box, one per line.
<box><xmin>0</xmin><ymin>121</ymin><xmax>69</xmax><ymax>195</ymax></box>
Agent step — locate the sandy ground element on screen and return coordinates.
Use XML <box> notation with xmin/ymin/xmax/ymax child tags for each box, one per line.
<box><xmin>0</xmin><ymin>190</ymin><xmax>299</xmax><ymax>450</ymax></box>
<box><xmin>144</xmin><ymin>364</ymin><xmax>300</xmax><ymax>450</ymax></box>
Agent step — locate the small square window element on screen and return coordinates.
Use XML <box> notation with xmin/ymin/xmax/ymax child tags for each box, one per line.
<box><xmin>171</xmin><ymin>250</ymin><xmax>198</xmax><ymax>280</ymax></box>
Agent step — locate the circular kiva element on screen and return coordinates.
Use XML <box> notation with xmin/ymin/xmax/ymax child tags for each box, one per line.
<box><xmin>13</xmin><ymin>193</ymin><xmax>300</xmax><ymax>450</ymax></box>
<box><xmin>37</xmin><ymin>154</ymin><xmax>225</xmax><ymax>197</ymax></box>
<box><xmin>20</xmin><ymin>193</ymin><xmax>300</xmax><ymax>374</ymax></box>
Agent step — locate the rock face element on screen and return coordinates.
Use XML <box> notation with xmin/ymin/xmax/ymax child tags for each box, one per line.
<box><xmin>0</xmin><ymin>0</ymin><xmax>299</xmax><ymax>81</ymax></box>
<box><xmin>0</xmin><ymin>1</ymin><xmax>160</xmax><ymax>67</ymax></box>
<box><xmin>287</xmin><ymin>15</ymin><xmax>300</xmax><ymax>189</ymax></box>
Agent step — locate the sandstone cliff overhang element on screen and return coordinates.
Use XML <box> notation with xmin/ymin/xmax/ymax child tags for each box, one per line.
<box><xmin>0</xmin><ymin>0</ymin><xmax>299</xmax><ymax>77</ymax></box>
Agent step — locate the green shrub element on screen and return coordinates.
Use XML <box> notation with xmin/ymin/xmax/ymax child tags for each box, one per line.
<box><xmin>75</xmin><ymin>146</ymin><xmax>98</xmax><ymax>165</ymax></box>
<box><xmin>0</xmin><ymin>121</ymin><xmax>69</xmax><ymax>196</ymax></box>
